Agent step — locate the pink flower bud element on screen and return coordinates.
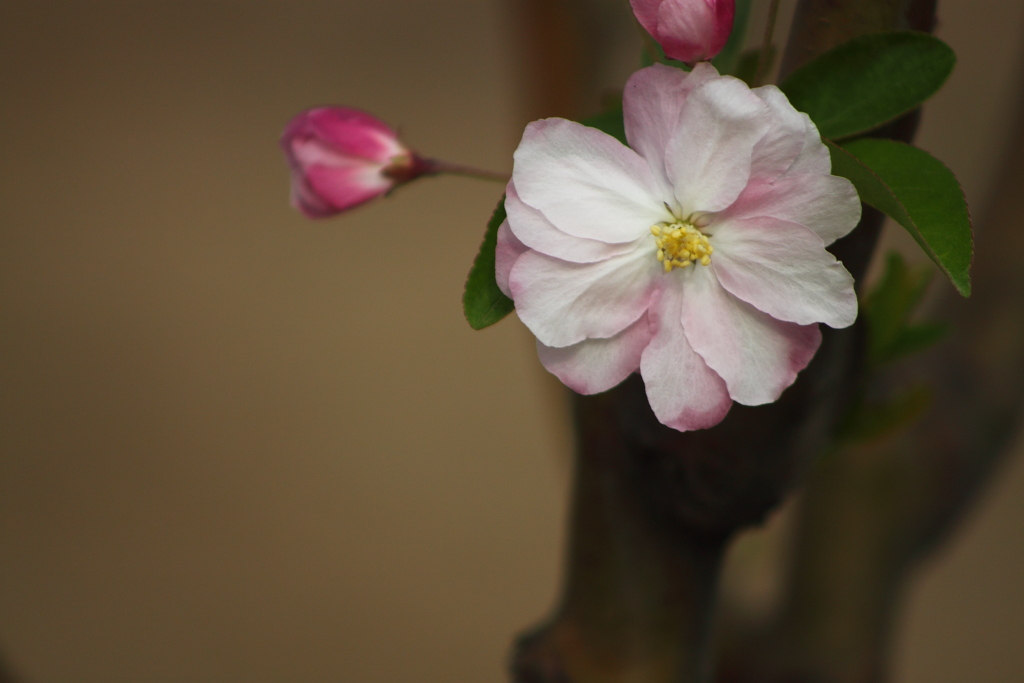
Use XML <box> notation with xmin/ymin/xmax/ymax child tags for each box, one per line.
<box><xmin>280</xmin><ymin>107</ymin><xmax>427</xmax><ymax>218</ymax></box>
<box><xmin>630</xmin><ymin>0</ymin><xmax>735</xmax><ymax>64</ymax></box>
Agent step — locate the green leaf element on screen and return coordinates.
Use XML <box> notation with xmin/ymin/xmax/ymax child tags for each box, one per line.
<box><xmin>732</xmin><ymin>46</ymin><xmax>776</xmax><ymax>88</ymax></box>
<box><xmin>883</xmin><ymin>324</ymin><xmax>948</xmax><ymax>363</ymax></box>
<box><xmin>827</xmin><ymin>138</ymin><xmax>973</xmax><ymax>296</ymax></box>
<box><xmin>711</xmin><ymin>0</ymin><xmax>753</xmax><ymax>76</ymax></box>
<box><xmin>839</xmin><ymin>385</ymin><xmax>933</xmax><ymax>444</ymax></box>
<box><xmin>462</xmin><ymin>107</ymin><xmax>630</xmax><ymax>331</ymax></box>
<box><xmin>640</xmin><ymin>44</ymin><xmax>657</xmax><ymax>68</ymax></box>
<box><xmin>581</xmin><ymin>107</ymin><xmax>627</xmax><ymax>145</ymax></box>
<box><xmin>864</xmin><ymin>252</ymin><xmax>948</xmax><ymax>367</ymax></box>
<box><xmin>463</xmin><ymin>198</ymin><xmax>514</xmax><ymax>330</ymax></box>
<box><xmin>640</xmin><ymin>39</ymin><xmax>691</xmax><ymax>71</ymax></box>
<box><xmin>780</xmin><ymin>32</ymin><xmax>955</xmax><ymax>140</ymax></box>
<box><xmin>640</xmin><ymin>40</ymin><xmax>661</xmax><ymax>68</ymax></box>
<box><xmin>866</xmin><ymin>252</ymin><xmax>931</xmax><ymax>343</ymax></box>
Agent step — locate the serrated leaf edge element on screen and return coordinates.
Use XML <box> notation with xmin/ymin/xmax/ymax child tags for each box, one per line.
<box><xmin>828</xmin><ymin>139</ymin><xmax>974</xmax><ymax>297</ymax></box>
<box><xmin>783</xmin><ymin>31</ymin><xmax>957</xmax><ymax>141</ymax></box>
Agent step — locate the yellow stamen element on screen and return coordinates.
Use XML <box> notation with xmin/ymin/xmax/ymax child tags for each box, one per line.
<box><xmin>650</xmin><ymin>220</ymin><xmax>713</xmax><ymax>272</ymax></box>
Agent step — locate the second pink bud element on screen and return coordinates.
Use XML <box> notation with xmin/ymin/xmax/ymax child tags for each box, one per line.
<box><xmin>630</xmin><ymin>0</ymin><xmax>735</xmax><ymax>64</ymax></box>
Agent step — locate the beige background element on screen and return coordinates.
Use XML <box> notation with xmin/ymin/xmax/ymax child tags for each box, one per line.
<box><xmin>0</xmin><ymin>1</ymin><xmax>1022</xmax><ymax>681</ymax></box>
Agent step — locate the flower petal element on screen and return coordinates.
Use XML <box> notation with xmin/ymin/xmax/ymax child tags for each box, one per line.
<box><xmin>287</xmin><ymin>107</ymin><xmax>406</xmax><ymax>164</ymax></box>
<box><xmin>537</xmin><ymin>314</ymin><xmax>651</xmax><ymax>394</ymax></box>
<box><xmin>640</xmin><ymin>286</ymin><xmax>732</xmax><ymax>431</ymax></box>
<box><xmin>288</xmin><ymin>170</ymin><xmax>338</xmax><ymax>218</ymax></box>
<box><xmin>657</xmin><ymin>0</ymin><xmax>714</xmax><ymax>58</ymax></box>
<box><xmin>505</xmin><ymin>183</ymin><xmax>635</xmax><ymax>263</ymax></box>
<box><xmin>629</xmin><ymin>0</ymin><xmax>661</xmax><ymax>35</ymax></box>
<box><xmin>665</xmin><ymin>78</ymin><xmax>770</xmax><ymax>215</ymax></box>
<box><xmin>623</xmin><ymin>63</ymin><xmax>720</xmax><ymax>186</ymax></box>
<box><xmin>748</xmin><ymin>85</ymin><xmax>806</xmax><ymax>183</ymax></box>
<box><xmin>509</xmin><ymin>247</ymin><xmax>657</xmax><ymax>348</ymax></box>
<box><xmin>681</xmin><ymin>265</ymin><xmax>822</xmax><ymax>406</ymax></box>
<box><xmin>512</xmin><ymin>118</ymin><xmax>666</xmax><ymax>244</ymax></box>
<box><xmin>654</xmin><ymin>0</ymin><xmax>732</xmax><ymax>64</ymax></box>
<box><xmin>721</xmin><ymin>174</ymin><xmax>861</xmax><ymax>246</ymax></box>
<box><xmin>495</xmin><ymin>220</ymin><xmax>528</xmax><ymax>298</ymax></box>
<box><xmin>301</xmin><ymin>163</ymin><xmax>392</xmax><ymax>215</ymax></box>
<box><xmin>786</xmin><ymin>113</ymin><xmax>831</xmax><ymax>176</ymax></box>
<box><xmin>712</xmin><ymin>217</ymin><xmax>858</xmax><ymax>328</ymax></box>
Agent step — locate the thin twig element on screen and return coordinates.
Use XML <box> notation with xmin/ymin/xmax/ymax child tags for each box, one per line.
<box><xmin>424</xmin><ymin>159</ymin><xmax>509</xmax><ymax>183</ymax></box>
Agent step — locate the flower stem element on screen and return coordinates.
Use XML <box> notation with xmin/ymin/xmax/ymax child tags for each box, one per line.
<box><xmin>423</xmin><ymin>159</ymin><xmax>509</xmax><ymax>184</ymax></box>
<box><xmin>755</xmin><ymin>0</ymin><xmax>782</xmax><ymax>86</ymax></box>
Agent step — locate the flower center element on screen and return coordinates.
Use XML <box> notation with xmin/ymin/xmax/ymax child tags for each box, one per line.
<box><xmin>651</xmin><ymin>222</ymin><xmax>713</xmax><ymax>272</ymax></box>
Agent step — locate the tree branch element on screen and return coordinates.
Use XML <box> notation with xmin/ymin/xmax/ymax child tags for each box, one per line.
<box><xmin>508</xmin><ymin>0</ymin><xmax>949</xmax><ymax>681</ymax></box>
<box><xmin>717</xmin><ymin>5</ymin><xmax>1024</xmax><ymax>683</ymax></box>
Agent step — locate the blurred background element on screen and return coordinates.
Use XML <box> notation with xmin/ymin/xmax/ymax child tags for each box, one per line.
<box><xmin>1</xmin><ymin>1</ymin><xmax>1023</xmax><ymax>681</ymax></box>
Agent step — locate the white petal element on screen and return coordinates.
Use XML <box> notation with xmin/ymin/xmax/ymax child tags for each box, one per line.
<box><xmin>537</xmin><ymin>314</ymin><xmax>651</xmax><ymax>395</ymax></box>
<box><xmin>681</xmin><ymin>264</ymin><xmax>822</xmax><ymax>406</ymax></box>
<box><xmin>711</xmin><ymin>217</ymin><xmax>858</xmax><ymax>329</ymax></box>
<box><xmin>640</xmin><ymin>286</ymin><xmax>732</xmax><ymax>431</ymax></box>
<box><xmin>748</xmin><ymin>85</ymin><xmax>806</xmax><ymax>183</ymax></box>
<box><xmin>720</xmin><ymin>174</ymin><xmax>861</xmax><ymax>246</ymax></box>
<box><xmin>786</xmin><ymin>113</ymin><xmax>832</xmax><ymax>176</ymax></box>
<box><xmin>495</xmin><ymin>220</ymin><xmax>528</xmax><ymax>298</ymax></box>
<box><xmin>509</xmin><ymin>247</ymin><xmax>658</xmax><ymax>348</ymax></box>
<box><xmin>666</xmin><ymin>77</ymin><xmax>771</xmax><ymax>215</ymax></box>
<box><xmin>623</xmin><ymin>63</ymin><xmax>719</xmax><ymax>188</ymax></box>
<box><xmin>505</xmin><ymin>183</ymin><xmax>635</xmax><ymax>263</ymax></box>
<box><xmin>512</xmin><ymin>118</ymin><xmax>666</xmax><ymax>244</ymax></box>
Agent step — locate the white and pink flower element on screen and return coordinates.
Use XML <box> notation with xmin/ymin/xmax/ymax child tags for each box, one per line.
<box><xmin>497</xmin><ymin>64</ymin><xmax>861</xmax><ymax>432</ymax></box>
<box><xmin>281</xmin><ymin>107</ymin><xmax>426</xmax><ymax>218</ymax></box>
<box><xmin>630</xmin><ymin>0</ymin><xmax>736</xmax><ymax>64</ymax></box>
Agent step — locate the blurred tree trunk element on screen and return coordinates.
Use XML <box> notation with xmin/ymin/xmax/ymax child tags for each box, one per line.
<box><xmin>780</xmin><ymin>0</ymin><xmax>937</xmax><ymax>77</ymax></box>
<box><xmin>508</xmin><ymin>0</ymin><xmax>636</xmax><ymax>123</ymax></box>
<box><xmin>728</xmin><ymin>44</ymin><xmax>1024</xmax><ymax>683</ymax></box>
<box><xmin>509</xmin><ymin>0</ymin><xmax>1024</xmax><ymax>679</ymax></box>
<box><xmin>717</xmin><ymin>3</ymin><xmax>1024</xmax><ymax>683</ymax></box>
<box><xmin>507</xmin><ymin>1</ymin><xmax>937</xmax><ymax>682</ymax></box>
